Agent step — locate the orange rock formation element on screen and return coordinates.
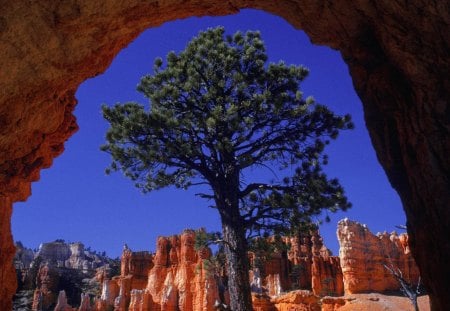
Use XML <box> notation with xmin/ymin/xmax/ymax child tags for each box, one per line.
<box><xmin>93</xmin><ymin>230</ymin><xmax>221</xmax><ymax>311</ymax></box>
<box><xmin>273</xmin><ymin>290</ymin><xmax>321</xmax><ymax>311</ymax></box>
<box><xmin>248</xmin><ymin>231</ymin><xmax>344</xmax><ymax>297</ymax></box>
<box><xmin>89</xmin><ymin>222</ymin><xmax>423</xmax><ymax>310</ymax></box>
<box><xmin>337</xmin><ymin>218</ymin><xmax>420</xmax><ymax>294</ymax></box>
<box><xmin>32</xmin><ymin>264</ymin><xmax>60</xmax><ymax>311</ymax></box>
<box><xmin>14</xmin><ymin>220</ymin><xmax>426</xmax><ymax>310</ymax></box>
<box><xmin>90</xmin><ymin>229</ymin><xmax>344</xmax><ymax>311</ymax></box>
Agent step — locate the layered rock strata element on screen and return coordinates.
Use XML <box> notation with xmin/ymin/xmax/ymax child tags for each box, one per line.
<box><xmin>35</xmin><ymin>241</ymin><xmax>109</xmax><ymax>271</ymax></box>
<box><xmin>337</xmin><ymin>218</ymin><xmax>420</xmax><ymax>294</ymax></box>
<box><xmin>12</xmin><ymin>240</ymin><xmax>116</xmax><ymax>310</ymax></box>
<box><xmin>272</xmin><ymin>290</ymin><xmax>320</xmax><ymax>311</ymax></box>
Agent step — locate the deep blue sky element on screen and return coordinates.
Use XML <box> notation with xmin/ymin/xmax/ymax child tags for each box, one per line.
<box><xmin>12</xmin><ymin>10</ymin><xmax>405</xmax><ymax>257</ymax></box>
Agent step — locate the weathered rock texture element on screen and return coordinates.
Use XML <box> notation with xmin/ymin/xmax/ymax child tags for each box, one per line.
<box><xmin>32</xmin><ymin>264</ymin><xmax>60</xmax><ymax>311</ymax></box>
<box><xmin>12</xmin><ymin>240</ymin><xmax>118</xmax><ymax>310</ymax></box>
<box><xmin>272</xmin><ymin>290</ymin><xmax>320</xmax><ymax>311</ymax></box>
<box><xmin>337</xmin><ymin>218</ymin><xmax>420</xmax><ymax>294</ymax></box>
<box><xmin>1</xmin><ymin>1</ymin><xmax>449</xmax><ymax>309</ymax></box>
<box><xmin>35</xmin><ymin>241</ymin><xmax>111</xmax><ymax>271</ymax></box>
<box><xmin>93</xmin><ymin>229</ymin><xmax>342</xmax><ymax>311</ymax></box>
<box><xmin>14</xmin><ymin>241</ymin><xmax>34</xmax><ymax>270</ymax></box>
<box><xmin>93</xmin><ymin>230</ymin><xmax>222</xmax><ymax>311</ymax></box>
<box><xmin>321</xmin><ymin>293</ymin><xmax>430</xmax><ymax>311</ymax></box>
<box><xmin>249</xmin><ymin>231</ymin><xmax>344</xmax><ymax>297</ymax></box>
<box><xmin>14</xmin><ymin>222</ymin><xmax>425</xmax><ymax>310</ymax></box>
<box><xmin>252</xmin><ymin>291</ymin><xmax>430</xmax><ymax>311</ymax></box>
<box><xmin>0</xmin><ymin>196</ymin><xmax>16</xmax><ymax>310</ymax></box>
<box><xmin>53</xmin><ymin>290</ymin><xmax>75</xmax><ymax>311</ymax></box>
<box><xmin>288</xmin><ymin>232</ymin><xmax>343</xmax><ymax>297</ymax></box>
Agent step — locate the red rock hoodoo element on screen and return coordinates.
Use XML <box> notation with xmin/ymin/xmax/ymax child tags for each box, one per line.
<box><xmin>1</xmin><ymin>1</ymin><xmax>448</xmax><ymax>309</ymax></box>
<box><xmin>337</xmin><ymin>219</ymin><xmax>420</xmax><ymax>294</ymax></box>
<box><xmin>248</xmin><ymin>231</ymin><xmax>344</xmax><ymax>298</ymax></box>
<box><xmin>102</xmin><ymin>223</ymin><xmax>423</xmax><ymax>310</ymax></box>
<box><xmin>93</xmin><ymin>230</ymin><xmax>221</xmax><ymax>311</ymax></box>
<box><xmin>13</xmin><ymin>221</ymin><xmax>427</xmax><ymax>310</ymax></box>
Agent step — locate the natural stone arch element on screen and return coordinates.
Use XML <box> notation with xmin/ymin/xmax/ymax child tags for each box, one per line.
<box><xmin>0</xmin><ymin>1</ymin><xmax>448</xmax><ymax>310</ymax></box>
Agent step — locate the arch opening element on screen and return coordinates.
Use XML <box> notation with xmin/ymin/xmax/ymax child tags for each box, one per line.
<box><xmin>12</xmin><ymin>8</ymin><xmax>405</xmax><ymax>260</ymax></box>
<box><xmin>13</xmin><ymin>9</ymin><xmax>407</xmax><ymax>309</ymax></box>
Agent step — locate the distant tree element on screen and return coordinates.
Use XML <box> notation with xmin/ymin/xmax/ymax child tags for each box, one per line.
<box><xmin>102</xmin><ymin>27</ymin><xmax>352</xmax><ymax>311</ymax></box>
<box><xmin>384</xmin><ymin>263</ymin><xmax>422</xmax><ymax>311</ymax></box>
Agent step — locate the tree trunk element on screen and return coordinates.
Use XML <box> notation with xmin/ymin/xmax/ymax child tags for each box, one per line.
<box><xmin>214</xmin><ymin>167</ymin><xmax>253</xmax><ymax>311</ymax></box>
<box><xmin>221</xmin><ymin>215</ymin><xmax>252</xmax><ymax>311</ymax></box>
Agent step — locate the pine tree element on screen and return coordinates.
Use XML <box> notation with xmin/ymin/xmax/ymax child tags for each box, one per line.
<box><xmin>102</xmin><ymin>27</ymin><xmax>353</xmax><ymax>311</ymax></box>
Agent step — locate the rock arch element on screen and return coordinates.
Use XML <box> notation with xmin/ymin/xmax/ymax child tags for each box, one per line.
<box><xmin>0</xmin><ymin>1</ymin><xmax>448</xmax><ymax>310</ymax></box>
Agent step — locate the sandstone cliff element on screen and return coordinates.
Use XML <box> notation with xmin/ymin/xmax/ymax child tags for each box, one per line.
<box><xmin>34</xmin><ymin>241</ymin><xmax>110</xmax><ymax>271</ymax></box>
<box><xmin>337</xmin><ymin>218</ymin><xmax>420</xmax><ymax>294</ymax></box>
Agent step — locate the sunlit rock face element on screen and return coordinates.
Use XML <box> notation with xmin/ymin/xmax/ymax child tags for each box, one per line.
<box><xmin>31</xmin><ymin>264</ymin><xmax>60</xmax><ymax>311</ymax></box>
<box><xmin>100</xmin><ymin>229</ymin><xmax>342</xmax><ymax>310</ymax></box>
<box><xmin>113</xmin><ymin>246</ymin><xmax>153</xmax><ymax>309</ymax></box>
<box><xmin>103</xmin><ymin>223</ymin><xmax>422</xmax><ymax>310</ymax></box>
<box><xmin>145</xmin><ymin>230</ymin><xmax>220</xmax><ymax>311</ymax></box>
<box><xmin>248</xmin><ymin>230</ymin><xmax>344</xmax><ymax>297</ymax></box>
<box><xmin>14</xmin><ymin>222</ymin><xmax>425</xmax><ymax>310</ymax></box>
<box><xmin>32</xmin><ymin>241</ymin><xmax>109</xmax><ymax>271</ymax></box>
<box><xmin>93</xmin><ymin>230</ymin><xmax>221</xmax><ymax>311</ymax></box>
<box><xmin>272</xmin><ymin>290</ymin><xmax>321</xmax><ymax>311</ymax></box>
<box><xmin>337</xmin><ymin>218</ymin><xmax>420</xmax><ymax>294</ymax></box>
<box><xmin>1</xmin><ymin>1</ymin><xmax>448</xmax><ymax>309</ymax></box>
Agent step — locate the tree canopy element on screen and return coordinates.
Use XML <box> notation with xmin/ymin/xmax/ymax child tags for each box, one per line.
<box><xmin>102</xmin><ymin>26</ymin><xmax>353</xmax><ymax>311</ymax></box>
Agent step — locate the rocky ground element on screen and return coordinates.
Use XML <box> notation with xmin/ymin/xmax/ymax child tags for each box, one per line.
<box><xmin>325</xmin><ymin>293</ymin><xmax>430</xmax><ymax>311</ymax></box>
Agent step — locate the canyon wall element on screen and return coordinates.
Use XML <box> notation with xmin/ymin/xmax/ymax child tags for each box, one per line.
<box><xmin>1</xmin><ymin>1</ymin><xmax>448</xmax><ymax>309</ymax></box>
